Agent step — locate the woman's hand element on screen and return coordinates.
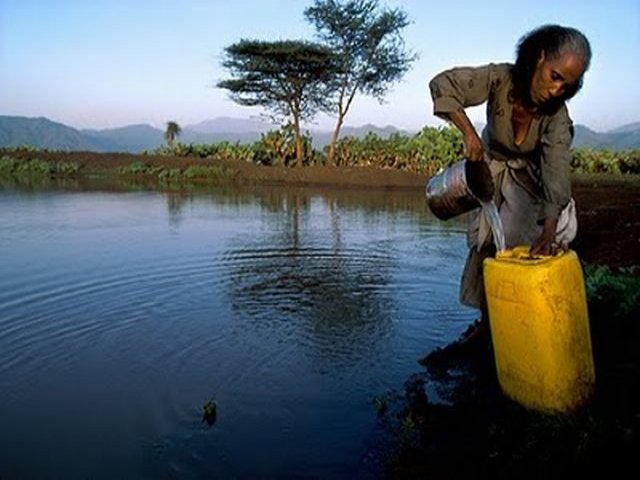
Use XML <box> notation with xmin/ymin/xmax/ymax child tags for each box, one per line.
<box><xmin>530</xmin><ymin>217</ymin><xmax>560</xmax><ymax>255</ymax></box>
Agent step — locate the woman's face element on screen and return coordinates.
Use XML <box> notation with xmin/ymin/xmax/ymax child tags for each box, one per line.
<box><xmin>529</xmin><ymin>50</ymin><xmax>586</xmax><ymax>106</ymax></box>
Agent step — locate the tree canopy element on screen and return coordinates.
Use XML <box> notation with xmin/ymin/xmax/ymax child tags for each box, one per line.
<box><xmin>164</xmin><ymin>121</ymin><xmax>181</xmax><ymax>147</ymax></box>
<box><xmin>217</xmin><ymin>40</ymin><xmax>341</xmax><ymax>165</ymax></box>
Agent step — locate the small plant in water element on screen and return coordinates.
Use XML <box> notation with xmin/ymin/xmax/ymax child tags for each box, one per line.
<box><xmin>203</xmin><ymin>399</ymin><xmax>217</xmax><ymax>426</ymax></box>
<box><xmin>373</xmin><ymin>395</ymin><xmax>389</xmax><ymax>418</ymax></box>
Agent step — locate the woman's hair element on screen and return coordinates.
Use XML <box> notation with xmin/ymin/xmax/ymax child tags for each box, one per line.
<box><xmin>512</xmin><ymin>25</ymin><xmax>592</xmax><ymax>111</ymax></box>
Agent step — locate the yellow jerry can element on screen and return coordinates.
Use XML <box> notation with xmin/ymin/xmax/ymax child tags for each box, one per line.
<box><xmin>483</xmin><ymin>247</ymin><xmax>595</xmax><ymax>412</ymax></box>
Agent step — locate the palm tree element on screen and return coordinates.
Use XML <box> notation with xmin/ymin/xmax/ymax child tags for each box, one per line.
<box><xmin>165</xmin><ymin>121</ymin><xmax>182</xmax><ymax>147</ymax></box>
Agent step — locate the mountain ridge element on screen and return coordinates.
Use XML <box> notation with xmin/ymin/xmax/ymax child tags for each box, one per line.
<box><xmin>1</xmin><ymin>115</ymin><xmax>638</xmax><ymax>153</ymax></box>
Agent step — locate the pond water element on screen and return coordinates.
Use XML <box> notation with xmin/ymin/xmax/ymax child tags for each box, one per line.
<box><xmin>0</xmin><ymin>181</ymin><xmax>477</xmax><ymax>479</ymax></box>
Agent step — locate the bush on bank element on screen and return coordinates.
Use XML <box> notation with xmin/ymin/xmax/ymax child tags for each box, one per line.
<box><xmin>145</xmin><ymin>125</ymin><xmax>639</xmax><ymax>176</ymax></box>
<box><xmin>2</xmin><ymin>125</ymin><xmax>639</xmax><ymax>177</ymax></box>
<box><xmin>0</xmin><ymin>155</ymin><xmax>80</xmax><ymax>177</ymax></box>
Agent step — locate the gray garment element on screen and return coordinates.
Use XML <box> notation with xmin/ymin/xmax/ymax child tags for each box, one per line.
<box><xmin>459</xmin><ymin>158</ymin><xmax>577</xmax><ymax>309</ymax></box>
<box><xmin>429</xmin><ymin>63</ymin><xmax>574</xmax><ymax>220</ymax></box>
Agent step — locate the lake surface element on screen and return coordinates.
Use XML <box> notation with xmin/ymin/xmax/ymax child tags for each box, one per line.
<box><xmin>0</xmin><ymin>181</ymin><xmax>476</xmax><ymax>479</ymax></box>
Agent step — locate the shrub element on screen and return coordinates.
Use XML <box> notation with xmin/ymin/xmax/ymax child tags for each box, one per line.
<box><xmin>138</xmin><ymin>127</ymin><xmax>640</xmax><ymax>175</ymax></box>
<box><xmin>571</xmin><ymin>148</ymin><xmax>640</xmax><ymax>174</ymax></box>
<box><xmin>585</xmin><ymin>265</ymin><xmax>640</xmax><ymax>317</ymax></box>
<box><xmin>116</xmin><ymin>162</ymin><xmax>233</xmax><ymax>181</ymax></box>
<box><xmin>117</xmin><ymin>162</ymin><xmax>152</xmax><ymax>175</ymax></box>
<box><xmin>331</xmin><ymin>126</ymin><xmax>463</xmax><ymax>175</ymax></box>
<box><xmin>0</xmin><ymin>155</ymin><xmax>79</xmax><ymax>177</ymax></box>
<box><xmin>254</xmin><ymin>124</ymin><xmax>314</xmax><ymax>166</ymax></box>
<box><xmin>182</xmin><ymin>165</ymin><xmax>234</xmax><ymax>179</ymax></box>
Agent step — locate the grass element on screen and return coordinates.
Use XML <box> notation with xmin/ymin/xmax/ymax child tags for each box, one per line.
<box><xmin>0</xmin><ymin>155</ymin><xmax>80</xmax><ymax>177</ymax></box>
<box><xmin>0</xmin><ymin>155</ymin><xmax>236</xmax><ymax>184</ymax></box>
<box><xmin>117</xmin><ymin>161</ymin><xmax>235</xmax><ymax>182</ymax></box>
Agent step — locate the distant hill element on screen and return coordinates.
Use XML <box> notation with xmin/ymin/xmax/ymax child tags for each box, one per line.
<box><xmin>81</xmin><ymin>124</ymin><xmax>164</xmax><ymax>152</ymax></box>
<box><xmin>1</xmin><ymin>115</ymin><xmax>639</xmax><ymax>153</ymax></box>
<box><xmin>180</xmin><ymin>116</ymin><xmax>275</xmax><ymax>144</ymax></box>
<box><xmin>0</xmin><ymin>116</ymin><xmax>104</xmax><ymax>151</ymax></box>
<box><xmin>186</xmin><ymin>116</ymin><xmax>273</xmax><ymax>135</ymax></box>
<box><xmin>574</xmin><ymin>124</ymin><xmax>640</xmax><ymax>150</ymax></box>
<box><xmin>312</xmin><ymin>124</ymin><xmax>409</xmax><ymax>147</ymax></box>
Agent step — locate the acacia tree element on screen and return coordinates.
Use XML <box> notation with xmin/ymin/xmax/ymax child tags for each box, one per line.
<box><xmin>305</xmin><ymin>0</ymin><xmax>416</xmax><ymax>164</ymax></box>
<box><xmin>217</xmin><ymin>40</ymin><xmax>339</xmax><ymax>166</ymax></box>
<box><xmin>165</xmin><ymin>121</ymin><xmax>181</xmax><ymax>147</ymax></box>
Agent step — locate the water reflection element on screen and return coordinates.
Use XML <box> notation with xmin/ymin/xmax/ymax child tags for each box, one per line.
<box><xmin>1</xmin><ymin>174</ymin><xmax>434</xmax><ymax>215</ymax></box>
<box><xmin>166</xmin><ymin>191</ymin><xmax>190</xmax><ymax>228</ymax></box>
<box><xmin>219</xmin><ymin>190</ymin><xmax>393</xmax><ymax>373</ymax></box>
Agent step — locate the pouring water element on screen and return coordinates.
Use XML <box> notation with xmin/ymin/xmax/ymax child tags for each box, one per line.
<box><xmin>425</xmin><ymin>157</ymin><xmax>506</xmax><ymax>253</ymax></box>
<box><xmin>478</xmin><ymin>199</ymin><xmax>506</xmax><ymax>253</ymax></box>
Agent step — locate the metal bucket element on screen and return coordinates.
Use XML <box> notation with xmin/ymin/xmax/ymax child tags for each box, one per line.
<box><xmin>425</xmin><ymin>159</ymin><xmax>494</xmax><ymax>220</ymax></box>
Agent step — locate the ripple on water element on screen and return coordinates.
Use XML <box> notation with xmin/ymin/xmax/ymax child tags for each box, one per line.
<box><xmin>0</xmin><ymin>253</ymin><xmax>223</xmax><ymax>377</ymax></box>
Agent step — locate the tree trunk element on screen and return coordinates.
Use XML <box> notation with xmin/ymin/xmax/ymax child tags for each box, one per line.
<box><xmin>293</xmin><ymin>113</ymin><xmax>303</xmax><ymax>167</ymax></box>
<box><xmin>327</xmin><ymin>114</ymin><xmax>345</xmax><ymax>166</ymax></box>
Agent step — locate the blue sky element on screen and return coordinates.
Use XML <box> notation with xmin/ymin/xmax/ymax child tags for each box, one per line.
<box><xmin>1</xmin><ymin>0</ymin><xmax>638</xmax><ymax>132</ymax></box>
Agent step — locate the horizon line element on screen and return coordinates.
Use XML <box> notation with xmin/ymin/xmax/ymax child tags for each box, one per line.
<box><xmin>1</xmin><ymin>113</ymin><xmax>638</xmax><ymax>135</ymax></box>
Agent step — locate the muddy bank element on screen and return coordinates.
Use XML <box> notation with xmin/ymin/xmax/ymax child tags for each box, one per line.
<box><xmin>1</xmin><ymin>149</ymin><xmax>427</xmax><ymax>189</ymax></box>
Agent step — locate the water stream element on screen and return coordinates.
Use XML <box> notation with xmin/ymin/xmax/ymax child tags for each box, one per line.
<box><xmin>479</xmin><ymin>199</ymin><xmax>506</xmax><ymax>253</ymax></box>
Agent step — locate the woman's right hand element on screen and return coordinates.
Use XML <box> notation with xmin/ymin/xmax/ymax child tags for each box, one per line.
<box><xmin>463</xmin><ymin>131</ymin><xmax>485</xmax><ymax>161</ymax></box>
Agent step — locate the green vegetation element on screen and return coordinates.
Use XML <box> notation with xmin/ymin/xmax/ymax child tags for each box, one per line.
<box><xmin>144</xmin><ymin>124</ymin><xmax>640</xmax><ymax>177</ymax></box>
<box><xmin>333</xmin><ymin>126</ymin><xmax>463</xmax><ymax>175</ymax></box>
<box><xmin>145</xmin><ymin>124</ymin><xmax>320</xmax><ymax>166</ymax></box>
<box><xmin>146</xmin><ymin>124</ymin><xmax>463</xmax><ymax>173</ymax></box>
<box><xmin>3</xmin><ymin>127</ymin><xmax>639</xmax><ymax>179</ymax></box>
<box><xmin>0</xmin><ymin>155</ymin><xmax>80</xmax><ymax>177</ymax></box>
<box><xmin>117</xmin><ymin>162</ymin><xmax>234</xmax><ymax>181</ymax></box>
<box><xmin>585</xmin><ymin>265</ymin><xmax>640</xmax><ymax>317</ymax></box>
<box><xmin>147</xmin><ymin>125</ymin><xmax>317</xmax><ymax>166</ymax></box>
<box><xmin>253</xmin><ymin>124</ymin><xmax>316</xmax><ymax>166</ymax></box>
<box><xmin>571</xmin><ymin>148</ymin><xmax>640</xmax><ymax>174</ymax></box>
<box><xmin>586</xmin><ymin>266</ymin><xmax>640</xmax><ymax>393</ymax></box>
<box><xmin>147</xmin><ymin>141</ymin><xmax>257</xmax><ymax>161</ymax></box>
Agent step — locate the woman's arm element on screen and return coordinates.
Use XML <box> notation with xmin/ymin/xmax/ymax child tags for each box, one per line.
<box><xmin>530</xmin><ymin>106</ymin><xmax>574</xmax><ymax>255</ymax></box>
<box><xmin>443</xmin><ymin>108</ymin><xmax>485</xmax><ymax>161</ymax></box>
<box><xmin>428</xmin><ymin>64</ymin><xmax>496</xmax><ymax>161</ymax></box>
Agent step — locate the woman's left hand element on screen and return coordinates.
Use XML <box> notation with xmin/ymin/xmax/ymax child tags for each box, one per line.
<box><xmin>530</xmin><ymin>217</ymin><xmax>560</xmax><ymax>256</ymax></box>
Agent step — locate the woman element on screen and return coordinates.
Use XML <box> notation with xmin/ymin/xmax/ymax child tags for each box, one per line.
<box><xmin>429</xmin><ymin>25</ymin><xmax>591</xmax><ymax>340</ymax></box>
